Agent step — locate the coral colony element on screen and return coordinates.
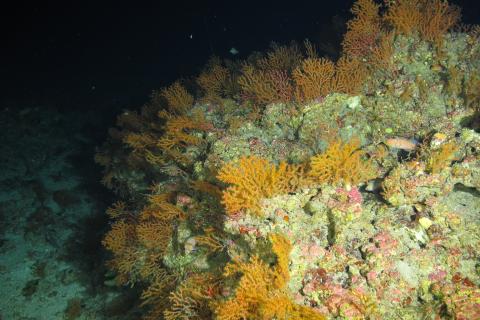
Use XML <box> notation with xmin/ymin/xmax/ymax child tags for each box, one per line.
<box><xmin>97</xmin><ymin>0</ymin><xmax>480</xmax><ymax>319</ymax></box>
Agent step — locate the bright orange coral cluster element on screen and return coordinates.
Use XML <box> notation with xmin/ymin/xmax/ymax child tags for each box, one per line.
<box><xmin>102</xmin><ymin>192</ymin><xmax>184</xmax><ymax>286</ymax></box>
<box><xmin>217</xmin><ymin>156</ymin><xmax>308</xmax><ymax>216</ymax></box>
<box><xmin>158</xmin><ymin>81</ymin><xmax>194</xmax><ymax>114</ymax></box>
<box><xmin>309</xmin><ymin>138</ymin><xmax>377</xmax><ymax>186</ymax></box>
<box><xmin>155</xmin><ymin>111</ymin><xmax>211</xmax><ymax>165</ymax></box>
<box><xmin>214</xmin><ymin>234</ymin><xmax>325</xmax><ymax>320</ymax></box>
<box><xmin>293</xmin><ymin>56</ymin><xmax>368</xmax><ymax>102</ymax></box>
<box><xmin>239</xmin><ymin>64</ymin><xmax>294</xmax><ymax>105</ymax></box>
<box><xmin>342</xmin><ymin>0</ymin><xmax>382</xmax><ymax>59</ymax></box>
<box><xmin>384</xmin><ymin>0</ymin><xmax>460</xmax><ymax>44</ymax></box>
<box><xmin>197</xmin><ymin>58</ymin><xmax>231</xmax><ymax>103</ymax></box>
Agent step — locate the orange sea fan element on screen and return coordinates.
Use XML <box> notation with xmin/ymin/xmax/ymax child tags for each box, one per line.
<box><xmin>106</xmin><ymin>201</ymin><xmax>127</xmax><ymax>219</ymax></box>
<box><xmin>123</xmin><ymin>132</ymin><xmax>156</xmax><ymax>152</ymax></box>
<box><xmin>383</xmin><ymin>0</ymin><xmax>422</xmax><ymax>35</ymax></box>
<box><xmin>159</xmin><ymin>81</ymin><xmax>194</xmax><ymax>114</ymax></box>
<box><xmin>293</xmin><ymin>57</ymin><xmax>336</xmax><ymax>102</ymax></box>
<box><xmin>342</xmin><ymin>0</ymin><xmax>382</xmax><ymax>58</ymax></box>
<box><xmin>309</xmin><ymin>138</ymin><xmax>377</xmax><ymax>186</ymax></box>
<box><xmin>425</xmin><ymin>141</ymin><xmax>459</xmax><ymax>174</ymax></box>
<box><xmin>197</xmin><ymin>59</ymin><xmax>230</xmax><ymax>103</ymax></box>
<box><xmin>191</xmin><ymin>180</ymin><xmax>223</xmax><ymax>199</ymax></box>
<box><xmin>293</xmin><ymin>56</ymin><xmax>367</xmax><ymax>101</ymax></box>
<box><xmin>217</xmin><ymin>156</ymin><xmax>301</xmax><ymax>216</ymax></box>
<box><xmin>157</xmin><ymin>114</ymin><xmax>209</xmax><ymax>153</ymax></box>
<box><xmin>238</xmin><ymin>64</ymin><xmax>294</xmax><ymax>105</ymax></box>
<box><xmin>384</xmin><ymin>0</ymin><xmax>460</xmax><ymax>44</ymax></box>
<box><xmin>141</xmin><ymin>193</ymin><xmax>185</xmax><ymax>221</ymax></box>
<box><xmin>137</xmin><ymin>220</ymin><xmax>173</xmax><ymax>250</ymax></box>
<box><xmin>269</xmin><ymin>233</ymin><xmax>293</xmax><ymax>288</ymax></box>
<box><xmin>332</xmin><ymin>56</ymin><xmax>368</xmax><ymax>95</ymax></box>
<box><xmin>102</xmin><ymin>220</ymin><xmax>135</xmax><ymax>254</ymax></box>
<box><xmin>214</xmin><ymin>234</ymin><xmax>325</xmax><ymax>320</ymax></box>
<box><xmin>420</xmin><ymin>0</ymin><xmax>461</xmax><ymax>44</ymax></box>
<box><xmin>257</xmin><ymin>43</ymin><xmax>303</xmax><ymax>72</ymax></box>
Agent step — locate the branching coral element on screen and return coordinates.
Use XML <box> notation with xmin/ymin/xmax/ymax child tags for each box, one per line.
<box><xmin>102</xmin><ymin>192</ymin><xmax>185</xmax><ymax>288</ymax></box>
<box><xmin>141</xmin><ymin>193</ymin><xmax>185</xmax><ymax>222</ymax></box>
<box><xmin>342</xmin><ymin>0</ymin><xmax>382</xmax><ymax>59</ymax></box>
<box><xmin>217</xmin><ymin>156</ymin><xmax>309</xmax><ymax>216</ymax></box>
<box><xmin>236</xmin><ymin>43</ymin><xmax>305</xmax><ymax>105</ymax></box>
<box><xmin>197</xmin><ymin>57</ymin><xmax>231</xmax><ymax>103</ymax></box>
<box><xmin>155</xmin><ymin>111</ymin><xmax>212</xmax><ymax>165</ymax></box>
<box><xmin>293</xmin><ymin>58</ymin><xmax>336</xmax><ymax>102</ymax></box>
<box><xmin>384</xmin><ymin>0</ymin><xmax>461</xmax><ymax>44</ymax></box>
<box><xmin>293</xmin><ymin>56</ymin><xmax>368</xmax><ymax>101</ymax></box>
<box><xmin>238</xmin><ymin>64</ymin><xmax>294</xmax><ymax>105</ymax></box>
<box><xmin>257</xmin><ymin>43</ymin><xmax>303</xmax><ymax>72</ymax></box>
<box><xmin>214</xmin><ymin>234</ymin><xmax>325</xmax><ymax>320</ymax></box>
<box><xmin>309</xmin><ymin>138</ymin><xmax>377</xmax><ymax>186</ymax></box>
<box><xmin>332</xmin><ymin>56</ymin><xmax>369</xmax><ymax>95</ymax></box>
<box><xmin>158</xmin><ymin>81</ymin><xmax>194</xmax><ymax>114</ymax></box>
<box><xmin>161</xmin><ymin>274</ymin><xmax>216</xmax><ymax>320</ymax></box>
<box><xmin>425</xmin><ymin>141</ymin><xmax>459</xmax><ymax>174</ymax></box>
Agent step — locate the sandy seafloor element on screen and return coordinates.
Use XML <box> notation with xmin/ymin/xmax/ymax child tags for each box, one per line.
<box><xmin>0</xmin><ymin>105</ymin><xmax>139</xmax><ymax>320</ymax></box>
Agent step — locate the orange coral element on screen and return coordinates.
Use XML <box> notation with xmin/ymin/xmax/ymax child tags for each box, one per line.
<box><xmin>106</xmin><ymin>201</ymin><xmax>127</xmax><ymax>219</ymax></box>
<box><xmin>102</xmin><ymin>191</ymin><xmax>185</xmax><ymax>289</ymax></box>
<box><xmin>257</xmin><ymin>43</ymin><xmax>303</xmax><ymax>72</ymax></box>
<box><xmin>197</xmin><ymin>58</ymin><xmax>230</xmax><ymax>103</ymax></box>
<box><xmin>293</xmin><ymin>56</ymin><xmax>367</xmax><ymax>102</ymax></box>
<box><xmin>342</xmin><ymin>0</ymin><xmax>382</xmax><ymax>58</ymax></box>
<box><xmin>102</xmin><ymin>220</ymin><xmax>135</xmax><ymax>254</ymax></box>
<box><xmin>123</xmin><ymin>132</ymin><xmax>156</xmax><ymax>152</ymax></box>
<box><xmin>141</xmin><ymin>193</ymin><xmax>185</xmax><ymax>221</ymax></box>
<box><xmin>162</xmin><ymin>274</ymin><xmax>218</xmax><ymax>320</ymax></box>
<box><xmin>269</xmin><ymin>233</ymin><xmax>292</xmax><ymax>288</ymax></box>
<box><xmin>368</xmin><ymin>31</ymin><xmax>395</xmax><ymax>70</ymax></box>
<box><xmin>154</xmin><ymin>112</ymin><xmax>212</xmax><ymax>166</ymax></box>
<box><xmin>293</xmin><ymin>57</ymin><xmax>336</xmax><ymax>102</ymax></box>
<box><xmin>163</xmin><ymin>284</ymin><xmax>204</xmax><ymax>320</ymax></box>
<box><xmin>420</xmin><ymin>0</ymin><xmax>461</xmax><ymax>44</ymax></box>
<box><xmin>140</xmin><ymin>270</ymin><xmax>178</xmax><ymax>320</ymax></box>
<box><xmin>102</xmin><ymin>218</ymin><xmax>139</xmax><ymax>285</ymax></box>
<box><xmin>238</xmin><ymin>64</ymin><xmax>294</xmax><ymax>105</ymax></box>
<box><xmin>191</xmin><ymin>180</ymin><xmax>223</xmax><ymax>199</ymax></box>
<box><xmin>217</xmin><ymin>156</ymin><xmax>304</xmax><ymax>216</ymax></box>
<box><xmin>309</xmin><ymin>138</ymin><xmax>377</xmax><ymax>186</ymax></box>
<box><xmin>159</xmin><ymin>81</ymin><xmax>194</xmax><ymax>114</ymax></box>
<box><xmin>332</xmin><ymin>56</ymin><xmax>368</xmax><ymax>95</ymax></box>
<box><xmin>384</xmin><ymin>0</ymin><xmax>422</xmax><ymax>35</ymax></box>
<box><xmin>214</xmin><ymin>234</ymin><xmax>325</xmax><ymax>320</ymax></box>
<box><xmin>303</xmin><ymin>39</ymin><xmax>318</xmax><ymax>59</ymax></box>
<box><xmin>426</xmin><ymin>141</ymin><xmax>458</xmax><ymax>174</ymax></box>
<box><xmin>237</xmin><ymin>43</ymin><xmax>304</xmax><ymax>105</ymax></box>
<box><xmin>384</xmin><ymin>0</ymin><xmax>460</xmax><ymax>44</ymax></box>
<box><xmin>137</xmin><ymin>220</ymin><xmax>172</xmax><ymax>250</ymax></box>
<box><xmin>157</xmin><ymin>113</ymin><xmax>210</xmax><ymax>150</ymax></box>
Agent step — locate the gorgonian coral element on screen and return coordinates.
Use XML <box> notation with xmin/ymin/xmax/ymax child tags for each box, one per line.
<box><xmin>309</xmin><ymin>138</ymin><xmax>377</xmax><ymax>186</ymax></box>
<box><xmin>217</xmin><ymin>156</ymin><xmax>309</xmax><ymax>216</ymax></box>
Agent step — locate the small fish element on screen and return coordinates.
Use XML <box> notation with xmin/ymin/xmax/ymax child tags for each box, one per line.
<box><xmin>385</xmin><ymin>137</ymin><xmax>419</xmax><ymax>151</ymax></box>
<box><xmin>229</xmin><ymin>47</ymin><xmax>239</xmax><ymax>55</ymax></box>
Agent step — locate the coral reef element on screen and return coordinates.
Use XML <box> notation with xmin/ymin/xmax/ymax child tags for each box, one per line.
<box><xmin>97</xmin><ymin>0</ymin><xmax>480</xmax><ymax>319</ymax></box>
